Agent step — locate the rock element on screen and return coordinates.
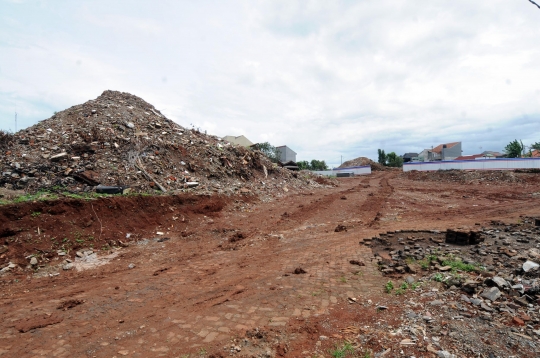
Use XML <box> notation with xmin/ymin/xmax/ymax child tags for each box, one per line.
<box><xmin>405</xmin><ymin>276</ymin><xmax>416</xmax><ymax>284</ymax></box>
<box><xmin>128</xmin><ymin>263</ymin><xmax>135</xmax><ymax>269</ymax></box>
<box><xmin>185</xmin><ymin>182</ymin><xmax>199</xmax><ymax>188</ymax></box>
<box><xmin>293</xmin><ymin>267</ymin><xmax>306</xmax><ymax>274</ymax></box>
<box><xmin>511</xmin><ymin>284</ymin><xmax>524</xmax><ymax>294</ymax></box>
<box><xmin>481</xmin><ymin>287</ymin><xmax>502</xmax><ymax>301</ymax></box>
<box><xmin>437</xmin><ymin>351</ymin><xmax>456</xmax><ymax>358</ymax></box>
<box><xmin>50</xmin><ymin>152</ymin><xmax>68</xmax><ymax>161</ymax></box>
<box><xmin>0</xmin><ymin>245</ymin><xmax>7</xmax><ymax>254</ymax></box>
<box><xmin>470</xmin><ymin>298</ymin><xmax>482</xmax><ymax>306</ymax></box>
<box><xmin>406</xmin><ymin>263</ymin><xmax>420</xmax><ymax>274</ymax></box>
<box><xmin>489</xmin><ymin>276</ymin><xmax>509</xmax><ymax>288</ymax></box>
<box><xmin>349</xmin><ymin>260</ymin><xmax>365</xmax><ymax>266</ymax></box>
<box><xmin>480</xmin><ymin>302</ymin><xmax>493</xmax><ymax>312</ymax></box>
<box><xmin>461</xmin><ymin>280</ymin><xmax>479</xmax><ymax>294</ymax></box>
<box><xmin>439</xmin><ymin>265</ymin><xmax>452</xmax><ymax>271</ymax></box>
<box><xmin>523</xmin><ymin>260</ymin><xmax>539</xmax><ymax>272</ymax></box>
<box><xmin>29</xmin><ymin>257</ymin><xmax>38</xmax><ymax>265</ymax></box>
<box><xmin>512</xmin><ymin>316</ymin><xmax>525</xmax><ymax>326</ymax></box>
<box><xmin>62</xmin><ymin>263</ymin><xmax>74</xmax><ymax>270</ymax></box>
<box><xmin>334</xmin><ymin>224</ymin><xmax>347</xmax><ymax>232</ymax></box>
<box><xmin>430</xmin><ymin>300</ymin><xmax>445</xmax><ymax>306</ymax></box>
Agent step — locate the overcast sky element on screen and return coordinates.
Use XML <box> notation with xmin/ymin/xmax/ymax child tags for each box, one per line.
<box><xmin>1</xmin><ymin>0</ymin><xmax>540</xmax><ymax>167</ymax></box>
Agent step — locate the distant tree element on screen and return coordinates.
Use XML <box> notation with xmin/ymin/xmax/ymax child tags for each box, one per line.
<box><xmin>297</xmin><ymin>161</ymin><xmax>310</xmax><ymax>170</ymax></box>
<box><xmin>310</xmin><ymin>159</ymin><xmax>328</xmax><ymax>171</ymax></box>
<box><xmin>296</xmin><ymin>160</ymin><xmax>329</xmax><ymax>170</ymax></box>
<box><xmin>377</xmin><ymin>149</ymin><xmax>387</xmax><ymax>166</ymax></box>
<box><xmin>256</xmin><ymin>142</ymin><xmax>281</xmax><ymax>163</ymax></box>
<box><xmin>531</xmin><ymin>142</ymin><xmax>540</xmax><ymax>150</ymax></box>
<box><xmin>504</xmin><ymin>139</ymin><xmax>524</xmax><ymax>158</ymax></box>
<box><xmin>386</xmin><ymin>152</ymin><xmax>403</xmax><ymax>167</ymax></box>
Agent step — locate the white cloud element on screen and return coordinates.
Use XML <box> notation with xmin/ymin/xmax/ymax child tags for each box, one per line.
<box><xmin>1</xmin><ymin>0</ymin><xmax>540</xmax><ymax>168</ymax></box>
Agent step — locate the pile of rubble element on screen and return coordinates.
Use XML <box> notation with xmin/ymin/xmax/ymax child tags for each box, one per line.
<box><xmin>338</xmin><ymin>156</ymin><xmax>386</xmax><ymax>171</ymax></box>
<box><xmin>363</xmin><ymin>218</ymin><xmax>540</xmax><ymax>356</ymax></box>
<box><xmin>0</xmin><ymin>90</ymin><xmax>316</xmax><ymax>196</ymax></box>
<box><xmin>402</xmin><ymin>169</ymin><xmax>535</xmax><ymax>184</ymax></box>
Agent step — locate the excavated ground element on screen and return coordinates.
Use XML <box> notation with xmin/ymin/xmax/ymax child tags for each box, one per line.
<box><xmin>1</xmin><ymin>170</ymin><xmax>540</xmax><ymax>357</ymax></box>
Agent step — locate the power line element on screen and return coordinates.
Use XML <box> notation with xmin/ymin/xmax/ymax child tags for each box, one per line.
<box><xmin>529</xmin><ymin>0</ymin><xmax>540</xmax><ymax>9</ymax></box>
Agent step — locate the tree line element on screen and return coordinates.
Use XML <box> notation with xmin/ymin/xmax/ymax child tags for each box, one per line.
<box><xmin>504</xmin><ymin>140</ymin><xmax>540</xmax><ymax>158</ymax></box>
<box><xmin>377</xmin><ymin>149</ymin><xmax>403</xmax><ymax>167</ymax></box>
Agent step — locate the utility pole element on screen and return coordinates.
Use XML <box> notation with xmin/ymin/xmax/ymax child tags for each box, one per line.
<box><xmin>15</xmin><ymin>112</ymin><xmax>17</xmax><ymax>132</ymax></box>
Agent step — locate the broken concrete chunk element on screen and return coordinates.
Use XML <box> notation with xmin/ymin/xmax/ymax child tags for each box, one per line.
<box><xmin>50</xmin><ymin>152</ymin><xmax>68</xmax><ymax>161</ymax></box>
<box><xmin>481</xmin><ymin>287</ymin><xmax>501</xmax><ymax>301</ymax></box>
<box><xmin>523</xmin><ymin>260</ymin><xmax>539</xmax><ymax>272</ymax></box>
<box><xmin>489</xmin><ymin>276</ymin><xmax>510</xmax><ymax>288</ymax></box>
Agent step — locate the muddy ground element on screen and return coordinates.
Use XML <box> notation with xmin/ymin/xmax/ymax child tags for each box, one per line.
<box><xmin>1</xmin><ymin>170</ymin><xmax>540</xmax><ymax>357</ymax></box>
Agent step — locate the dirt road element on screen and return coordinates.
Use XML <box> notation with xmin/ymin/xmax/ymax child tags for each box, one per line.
<box><xmin>1</xmin><ymin>170</ymin><xmax>539</xmax><ymax>357</ymax></box>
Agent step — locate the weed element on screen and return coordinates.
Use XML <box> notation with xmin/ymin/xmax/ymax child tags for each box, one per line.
<box><xmin>433</xmin><ymin>273</ymin><xmax>444</xmax><ymax>282</ymax></box>
<box><xmin>411</xmin><ymin>282</ymin><xmax>421</xmax><ymax>290</ymax></box>
<box><xmin>441</xmin><ymin>259</ymin><xmax>479</xmax><ymax>272</ymax></box>
<box><xmin>400</xmin><ymin>282</ymin><xmax>409</xmax><ymax>290</ymax></box>
<box><xmin>385</xmin><ymin>280</ymin><xmax>394</xmax><ymax>293</ymax></box>
<box><xmin>339</xmin><ymin>276</ymin><xmax>347</xmax><ymax>283</ymax></box>
<box><xmin>31</xmin><ymin>211</ymin><xmax>41</xmax><ymax>217</ymax></box>
<box><xmin>198</xmin><ymin>347</ymin><xmax>207</xmax><ymax>356</ymax></box>
<box><xmin>395</xmin><ymin>288</ymin><xmax>404</xmax><ymax>295</ymax></box>
<box><xmin>330</xmin><ymin>341</ymin><xmax>355</xmax><ymax>358</ymax></box>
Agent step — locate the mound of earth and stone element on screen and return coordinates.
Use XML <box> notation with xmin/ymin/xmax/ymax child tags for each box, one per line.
<box><xmin>338</xmin><ymin>156</ymin><xmax>386</xmax><ymax>171</ymax></box>
<box><xmin>0</xmin><ymin>90</ymin><xmax>317</xmax><ymax>196</ymax></box>
<box><xmin>403</xmin><ymin>169</ymin><xmax>540</xmax><ymax>185</ymax></box>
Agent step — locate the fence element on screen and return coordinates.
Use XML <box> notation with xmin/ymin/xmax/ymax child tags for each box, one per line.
<box><xmin>312</xmin><ymin>165</ymin><xmax>371</xmax><ymax>177</ymax></box>
<box><xmin>403</xmin><ymin>158</ymin><xmax>540</xmax><ymax>172</ymax></box>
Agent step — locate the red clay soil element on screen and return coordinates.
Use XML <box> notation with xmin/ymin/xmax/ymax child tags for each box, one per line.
<box><xmin>0</xmin><ymin>171</ymin><xmax>539</xmax><ymax>357</ymax></box>
<box><xmin>0</xmin><ymin>194</ymin><xmax>229</xmax><ymax>266</ymax></box>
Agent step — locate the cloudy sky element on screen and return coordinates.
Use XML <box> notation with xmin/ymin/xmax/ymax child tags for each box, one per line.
<box><xmin>1</xmin><ymin>0</ymin><xmax>540</xmax><ymax>167</ymax></box>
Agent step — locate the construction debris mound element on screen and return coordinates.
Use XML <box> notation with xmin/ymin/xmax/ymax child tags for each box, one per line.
<box><xmin>402</xmin><ymin>169</ymin><xmax>540</xmax><ymax>184</ymax></box>
<box><xmin>0</xmin><ymin>90</ymin><xmax>314</xmax><ymax>195</ymax></box>
<box><xmin>338</xmin><ymin>156</ymin><xmax>385</xmax><ymax>171</ymax></box>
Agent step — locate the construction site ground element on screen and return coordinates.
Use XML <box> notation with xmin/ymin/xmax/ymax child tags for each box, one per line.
<box><xmin>1</xmin><ymin>170</ymin><xmax>540</xmax><ymax>357</ymax></box>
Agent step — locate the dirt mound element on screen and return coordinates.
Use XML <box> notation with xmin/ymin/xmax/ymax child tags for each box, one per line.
<box><xmin>0</xmin><ymin>90</ymin><xmax>311</xmax><ymax>195</ymax></box>
<box><xmin>338</xmin><ymin>156</ymin><xmax>385</xmax><ymax>171</ymax></box>
<box><xmin>401</xmin><ymin>169</ymin><xmax>538</xmax><ymax>184</ymax></box>
<box><xmin>0</xmin><ymin>193</ymin><xmax>230</xmax><ymax>266</ymax></box>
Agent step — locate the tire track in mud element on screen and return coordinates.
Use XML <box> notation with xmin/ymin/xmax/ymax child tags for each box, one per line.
<box><xmin>274</xmin><ymin>172</ymin><xmax>396</xmax><ymax>228</ymax></box>
<box><xmin>361</xmin><ymin>173</ymin><xmax>395</xmax><ymax>227</ymax></box>
<box><xmin>283</xmin><ymin>178</ymin><xmax>372</xmax><ymax>223</ymax></box>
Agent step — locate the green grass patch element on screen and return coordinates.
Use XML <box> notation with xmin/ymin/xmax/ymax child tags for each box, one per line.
<box><xmin>330</xmin><ymin>341</ymin><xmax>355</xmax><ymax>358</ymax></box>
<box><xmin>385</xmin><ymin>280</ymin><xmax>394</xmax><ymax>293</ymax></box>
<box><xmin>441</xmin><ymin>259</ymin><xmax>480</xmax><ymax>272</ymax></box>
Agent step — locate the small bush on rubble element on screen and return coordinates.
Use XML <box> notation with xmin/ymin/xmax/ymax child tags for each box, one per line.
<box><xmin>0</xmin><ymin>130</ymin><xmax>14</xmax><ymax>151</ymax></box>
